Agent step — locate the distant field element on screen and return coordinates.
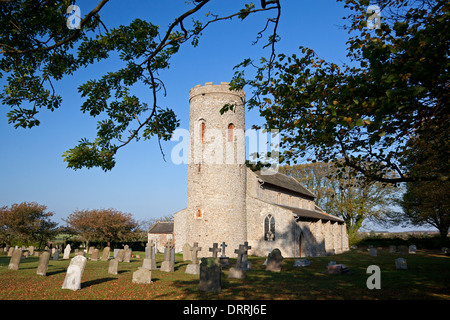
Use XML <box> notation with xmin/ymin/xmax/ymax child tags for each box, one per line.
<box><xmin>0</xmin><ymin>248</ymin><xmax>449</xmax><ymax>300</ymax></box>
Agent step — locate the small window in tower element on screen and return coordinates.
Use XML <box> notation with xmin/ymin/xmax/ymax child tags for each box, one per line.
<box><xmin>201</xmin><ymin>122</ymin><xmax>206</xmax><ymax>143</ymax></box>
<box><xmin>227</xmin><ymin>123</ymin><xmax>235</xmax><ymax>142</ymax></box>
<box><xmin>196</xmin><ymin>209</ymin><xmax>202</xmax><ymax>219</ymax></box>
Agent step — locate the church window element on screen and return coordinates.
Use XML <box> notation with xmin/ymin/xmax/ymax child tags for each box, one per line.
<box><xmin>264</xmin><ymin>214</ymin><xmax>275</xmax><ymax>241</ymax></box>
<box><xmin>227</xmin><ymin>123</ymin><xmax>235</xmax><ymax>142</ymax></box>
<box><xmin>201</xmin><ymin>122</ymin><xmax>206</xmax><ymax>143</ymax></box>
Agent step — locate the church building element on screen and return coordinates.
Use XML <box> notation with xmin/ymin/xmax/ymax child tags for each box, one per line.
<box><xmin>173</xmin><ymin>82</ymin><xmax>349</xmax><ymax>258</ymax></box>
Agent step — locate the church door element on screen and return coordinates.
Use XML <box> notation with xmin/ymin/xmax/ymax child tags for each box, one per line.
<box><xmin>298</xmin><ymin>234</ymin><xmax>302</xmax><ymax>257</ymax></box>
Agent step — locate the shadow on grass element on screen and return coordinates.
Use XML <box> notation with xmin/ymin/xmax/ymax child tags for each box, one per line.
<box><xmin>82</xmin><ymin>277</ymin><xmax>116</xmax><ymax>288</ymax></box>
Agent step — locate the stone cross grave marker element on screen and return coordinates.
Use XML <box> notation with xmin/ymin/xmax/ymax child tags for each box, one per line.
<box><xmin>209</xmin><ymin>243</ymin><xmax>221</xmax><ymax>258</ymax></box>
<box><xmin>8</xmin><ymin>249</ymin><xmax>22</xmax><ymax>270</ymax></box>
<box><xmin>160</xmin><ymin>240</ymin><xmax>175</xmax><ymax>272</ymax></box>
<box><xmin>62</xmin><ymin>255</ymin><xmax>87</xmax><ymax>291</ymax></box>
<box><xmin>228</xmin><ymin>244</ymin><xmax>247</xmax><ymax>279</ymax></box>
<box><xmin>220</xmin><ymin>242</ymin><xmax>228</xmax><ymax>257</ymax></box>
<box><xmin>242</xmin><ymin>241</ymin><xmax>252</xmax><ymax>270</ymax></box>
<box><xmin>37</xmin><ymin>251</ymin><xmax>51</xmax><ymax>276</ymax></box>
<box><xmin>185</xmin><ymin>242</ymin><xmax>202</xmax><ymax>274</ymax></box>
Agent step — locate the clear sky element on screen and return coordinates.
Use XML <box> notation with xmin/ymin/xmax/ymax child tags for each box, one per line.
<box><xmin>0</xmin><ymin>0</ymin><xmax>431</xmax><ymax>232</ymax></box>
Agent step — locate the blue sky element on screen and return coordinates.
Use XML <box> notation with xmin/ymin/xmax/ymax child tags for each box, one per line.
<box><xmin>0</xmin><ymin>0</ymin><xmax>430</xmax><ymax>232</ymax></box>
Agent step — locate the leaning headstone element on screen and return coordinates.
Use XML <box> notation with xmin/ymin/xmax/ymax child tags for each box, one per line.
<box><xmin>409</xmin><ymin>245</ymin><xmax>417</xmax><ymax>254</ymax></box>
<box><xmin>101</xmin><ymin>247</ymin><xmax>111</xmax><ymax>261</ymax></box>
<box><xmin>369</xmin><ymin>247</ymin><xmax>377</xmax><ymax>257</ymax></box>
<box><xmin>228</xmin><ymin>244</ymin><xmax>247</xmax><ymax>279</ymax></box>
<box><xmin>132</xmin><ymin>268</ymin><xmax>152</xmax><ymax>285</ymax></box>
<box><xmin>90</xmin><ymin>249</ymin><xmax>100</xmax><ymax>261</ymax></box>
<box><xmin>265</xmin><ymin>248</ymin><xmax>283</xmax><ymax>272</ymax></box>
<box><xmin>199</xmin><ymin>258</ymin><xmax>222</xmax><ymax>293</ymax></box>
<box><xmin>108</xmin><ymin>259</ymin><xmax>119</xmax><ymax>275</ymax></box>
<box><xmin>185</xmin><ymin>242</ymin><xmax>202</xmax><ymax>275</ymax></box>
<box><xmin>160</xmin><ymin>240</ymin><xmax>175</xmax><ymax>272</ymax></box>
<box><xmin>62</xmin><ymin>255</ymin><xmax>87</xmax><ymax>291</ymax></box>
<box><xmin>294</xmin><ymin>258</ymin><xmax>310</xmax><ymax>267</ymax></box>
<box><xmin>389</xmin><ymin>245</ymin><xmax>397</xmax><ymax>253</ymax></box>
<box><xmin>182</xmin><ymin>243</ymin><xmax>192</xmax><ymax>261</ymax></box>
<box><xmin>116</xmin><ymin>249</ymin><xmax>125</xmax><ymax>262</ymax></box>
<box><xmin>8</xmin><ymin>249</ymin><xmax>22</xmax><ymax>270</ymax></box>
<box><xmin>36</xmin><ymin>251</ymin><xmax>51</xmax><ymax>276</ymax></box>
<box><xmin>123</xmin><ymin>248</ymin><xmax>132</xmax><ymax>263</ymax></box>
<box><xmin>63</xmin><ymin>244</ymin><xmax>71</xmax><ymax>259</ymax></box>
<box><xmin>395</xmin><ymin>258</ymin><xmax>407</xmax><ymax>270</ymax></box>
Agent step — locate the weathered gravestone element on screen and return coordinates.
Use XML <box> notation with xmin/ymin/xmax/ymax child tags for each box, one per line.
<box><xmin>101</xmin><ymin>247</ymin><xmax>111</xmax><ymax>261</ymax></box>
<box><xmin>7</xmin><ymin>247</ymin><xmax>14</xmax><ymax>257</ymax></box>
<box><xmin>8</xmin><ymin>249</ymin><xmax>22</xmax><ymax>270</ymax></box>
<box><xmin>123</xmin><ymin>248</ymin><xmax>132</xmax><ymax>263</ymax></box>
<box><xmin>369</xmin><ymin>247</ymin><xmax>377</xmax><ymax>257</ymax></box>
<box><xmin>241</xmin><ymin>241</ymin><xmax>252</xmax><ymax>271</ymax></box>
<box><xmin>209</xmin><ymin>243</ymin><xmax>221</xmax><ymax>258</ymax></box>
<box><xmin>182</xmin><ymin>243</ymin><xmax>192</xmax><ymax>261</ymax></box>
<box><xmin>265</xmin><ymin>248</ymin><xmax>283</xmax><ymax>272</ymax></box>
<box><xmin>87</xmin><ymin>246</ymin><xmax>95</xmax><ymax>255</ymax></box>
<box><xmin>294</xmin><ymin>258</ymin><xmax>311</xmax><ymax>267</ymax></box>
<box><xmin>63</xmin><ymin>244</ymin><xmax>71</xmax><ymax>259</ymax></box>
<box><xmin>90</xmin><ymin>249</ymin><xmax>100</xmax><ymax>261</ymax></box>
<box><xmin>108</xmin><ymin>259</ymin><xmax>119</xmax><ymax>275</ymax></box>
<box><xmin>132</xmin><ymin>268</ymin><xmax>153</xmax><ymax>285</ymax></box>
<box><xmin>53</xmin><ymin>250</ymin><xmax>59</xmax><ymax>261</ymax></box>
<box><xmin>160</xmin><ymin>240</ymin><xmax>175</xmax><ymax>272</ymax></box>
<box><xmin>395</xmin><ymin>257</ymin><xmax>407</xmax><ymax>270</ymax></box>
<box><xmin>199</xmin><ymin>258</ymin><xmax>222</xmax><ymax>293</ymax></box>
<box><xmin>36</xmin><ymin>251</ymin><xmax>51</xmax><ymax>276</ymax></box>
<box><xmin>228</xmin><ymin>244</ymin><xmax>247</xmax><ymax>279</ymax></box>
<box><xmin>28</xmin><ymin>246</ymin><xmax>35</xmax><ymax>256</ymax></box>
<box><xmin>116</xmin><ymin>249</ymin><xmax>126</xmax><ymax>262</ymax></box>
<box><xmin>409</xmin><ymin>245</ymin><xmax>417</xmax><ymax>254</ymax></box>
<box><xmin>185</xmin><ymin>242</ymin><xmax>202</xmax><ymax>275</ymax></box>
<box><xmin>62</xmin><ymin>255</ymin><xmax>87</xmax><ymax>291</ymax></box>
<box><xmin>219</xmin><ymin>242</ymin><xmax>229</xmax><ymax>267</ymax></box>
<box><xmin>141</xmin><ymin>240</ymin><xmax>157</xmax><ymax>270</ymax></box>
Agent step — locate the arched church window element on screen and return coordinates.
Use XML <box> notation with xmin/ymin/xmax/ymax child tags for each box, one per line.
<box><xmin>201</xmin><ymin>121</ymin><xmax>206</xmax><ymax>143</ymax></box>
<box><xmin>264</xmin><ymin>214</ymin><xmax>275</xmax><ymax>241</ymax></box>
<box><xmin>227</xmin><ymin>123</ymin><xmax>235</xmax><ymax>142</ymax></box>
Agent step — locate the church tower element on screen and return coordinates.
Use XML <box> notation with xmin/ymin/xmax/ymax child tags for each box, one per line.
<box><xmin>185</xmin><ymin>81</ymin><xmax>247</xmax><ymax>257</ymax></box>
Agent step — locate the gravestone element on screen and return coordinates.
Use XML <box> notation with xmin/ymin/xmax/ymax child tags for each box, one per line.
<box><xmin>8</xmin><ymin>249</ymin><xmax>22</xmax><ymax>270</ymax></box>
<box><xmin>62</xmin><ymin>255</ymin><xmax>87</xmax><ymax>291</ymax></box>
<box><xmin>241</xmin><ymin>242</ymin><xmax>252</xmax><ymax>271</ymax></box>
<box><xmin>53</xmin><ymin>250</ymin><xmax>59</xmax><ymax>261</ymax></box>
<box><xmin>265</xmin><ymin>248</ymin><xmax>283</xmax><ymax>272</ymax></box>
<box><xmin>199</xmin><ymin>258</ymin><xmax>222</xmax><ymax>293</ymax></box>
<box><xmin>209</xmin><ymin>243</ymin><xmax>221</xmax><ymax>258</ymax></box>
<box><xmin>90</xmin><ymin>249</ymin><xmax>100</xmax><ymax>261</ymax></box>
<box><xmin>87</xmin><ymin>246</ymin><xmax>94</xmax><ymax>255</ymax></box>
<box><xmin>108</xmin><ymin>259</ymin><xmax>119</xmax><ymax>275</ymax></box>
<box><xmin>142</xmin><ymin>241</ymin><xmax>157</xmax><ymax>270</ymax></box>
<box><xmin>63</xmin><ymin>244</ymin><xmax>71</xmax><ymax>259</ymax></box>
<box><xmin>101</xmin><ymin>247</ymin><xmax>111</xmax><ymax>261</ymax></box>
<box><xmin>228</xmin><ymin>244</ymin><xmax>247</xmax><ymax>279</ymax></box>
<box><xmin>409</xmin><ymin>245</ymin><xmax>417</xmax><ymax>254</ymax></box>
<box><xmin>36</xmin><ymin>251</ymin><xmax>51</xmax><ymax>276</ymax></box>
<box><xmin>113</xmin><ymin>248</ymin><xmax>120</xmax><ymax>258</ymax></box>
<box><xmin>294</xmin><ymin>258</ymin><xmax>310</xmax><ymax>267</ymax></box>
<box><xmin>185</xmin><ymin>242</ymin><xmax>202</xmax><ymax>275</ymax></box>
<box><xmin>160</xmin><ymin>240</ymin><xmax>175</xmax><ymax>272</ymax></box>
<box><xmin>132</xmin><ymin>268</ymin><xmax>152</xmax><ymax>285</ymax></box>
<box><xmin>182</xmin><ymin>243</ymin><xmax>192</xmax><ymax>261</ymax></box>
<box><xmin>369</xmin><ymin>247</ymin><xmax>377</xmax><ymax>257</ymax></box>
<box><xmin>7</xmin><ymin>247</ymin><xmax>14</xmax><ymax>257</ymax></box>
<box><xmin>395</xmin><ymin>258</ymin><xmax>407</xmax><ymax>270</ymax></box>
<box><xmin>326</xmin><ymin>264</ymin><xmax>350</xmax><ymax>274</ymax></box>
<box><xmin>116</xmin><ymin>249</ymin><xmax>125</xmax><ymax>262</ymax></box>
<box><xmin>123</xmin><ymin>248</ymin><xmax>132</xmax><ymax>262</ymax></box>
<box><xmin>75</xmin><ymin>250</ymin><xmax>85</xmax><ymax>256</ymax></box>
<box><xmin>389</xmin><ymin>245</ymin><xmax>397</xmax><ymax>253</ymax></box>
<box><xmin>398</xmin><ymin>245</ymin><xmax>408</xmax><ymax>254</ymax></box>
<box><xmin>142</xmin><ymin>258</ymin><xmax>157</xmax><ymax>270</ymax></box>
<box><xmin>219</xmin><ymin>242</ymin><xmax>229</xmax><ymax>267</ymax></box>
<box><xmin>28</xmin><ymin>246</ymin><xmax>35</xmax><ymax>256</ymax></box>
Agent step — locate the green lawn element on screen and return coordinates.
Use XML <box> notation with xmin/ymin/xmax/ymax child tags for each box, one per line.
<box><xmin>0</xmin><ymin>248</ymin><xmax>449</xmax><ymax>300</ymax></box>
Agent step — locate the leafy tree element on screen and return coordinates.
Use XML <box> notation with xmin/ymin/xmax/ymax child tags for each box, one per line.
<box><xmin>0</xmin><ymin>0</ymin><xmax>281</xmax><ymax>171</ymax></box>
<box><xmin>280</xmin><ymin>162</ymin><xmax>398</xmax><ymax>241</ymax></box>
<box><xmin>231</xmin><ymin>0</ymin><xmax>449</xmax><ymax>184</ymax></box>
<box><xmin>64</xmin><ymin>208</ymin><xmax>139</xmax><ymax>247</ymax></box>
<box><xmin>0</xmin><ymin>202</ymin><xmax>59</xmax><ymax>248</ymax></box>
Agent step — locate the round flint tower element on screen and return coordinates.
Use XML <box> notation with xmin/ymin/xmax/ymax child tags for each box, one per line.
<box><xmin>186</xmin><ymin>81</ymin><xmax>247</xmax><ymax>257</ymax></box>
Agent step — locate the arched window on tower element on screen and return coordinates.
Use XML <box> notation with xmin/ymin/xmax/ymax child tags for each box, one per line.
<box><xmin>201</xmin><ymin>121</ymin><xmax>206</xmax><ymax>143</ymax></box>
<box><xmin>264</xmin><ymin>214</ymin><xmax>275</xmax><ymax>241</ymax></box>
<box><xmin>227</xmin><ymin>123</ymin><xmax>235</xmax><ymax>142</ymax></box>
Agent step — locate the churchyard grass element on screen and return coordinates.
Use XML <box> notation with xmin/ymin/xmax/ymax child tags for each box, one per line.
<box><xmin>0</xmin><ymin>249</ymin><xmax>448</xmax><ymax>300</ymax></box>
